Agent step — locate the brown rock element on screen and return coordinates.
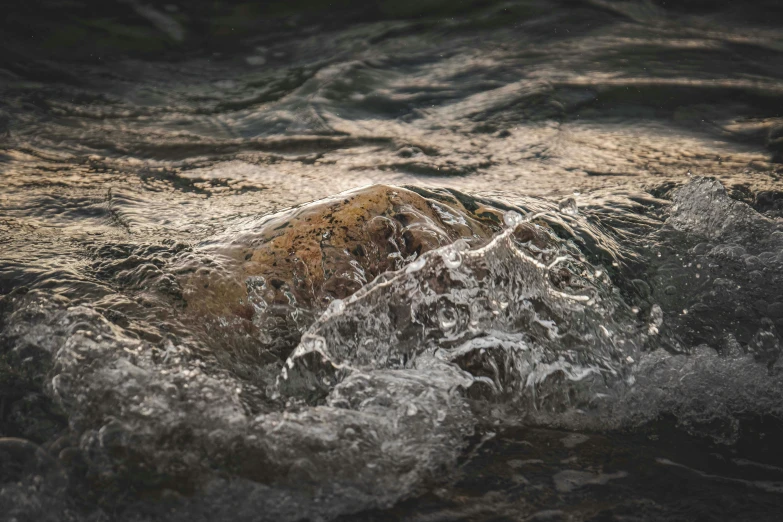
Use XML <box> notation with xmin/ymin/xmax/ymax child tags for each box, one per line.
<box><xmin>179</xmin><ymin>185</ymin><xmax>510</xmax><ymax>361</ymax></box>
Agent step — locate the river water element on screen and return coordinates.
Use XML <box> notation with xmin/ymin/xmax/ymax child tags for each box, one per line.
<box><xmin>1</xmin><ymin>1</ymin><xmax>783</xmax><ymax>521</ymax></box>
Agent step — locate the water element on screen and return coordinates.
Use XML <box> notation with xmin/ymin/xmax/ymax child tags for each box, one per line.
<box><xmin>1</xmin><ymin>1</ymin><xmax>783</xmax><ymax>520</ymax></box>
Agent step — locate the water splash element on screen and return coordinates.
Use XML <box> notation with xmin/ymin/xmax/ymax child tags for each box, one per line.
<box><xmin>2</xmin><ymin>177</ymin><xmax>783</xmax><ymax>521</ymax></box>
<box><xmin>280</xmin><ymin>210</ymin><xmax>641</xmax><ymax>415</ymax></box>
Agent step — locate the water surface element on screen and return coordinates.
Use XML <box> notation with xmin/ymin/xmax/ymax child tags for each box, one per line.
<box><xmin>1</xmin><ymin>1</ymin><xmax>783</xmax><ymax>520</ymax></box>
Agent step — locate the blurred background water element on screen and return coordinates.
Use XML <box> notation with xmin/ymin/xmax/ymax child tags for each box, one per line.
<box><xmin>1</xmin><ymin>1</ymin><xmax>783</xmax><ymax>521</ymax></box>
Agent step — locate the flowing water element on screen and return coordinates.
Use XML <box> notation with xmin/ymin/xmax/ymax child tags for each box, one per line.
<box><xmin>2</xmin><ymin>1</ymin><xmax>783</xmax><ymax>520</ymax></box>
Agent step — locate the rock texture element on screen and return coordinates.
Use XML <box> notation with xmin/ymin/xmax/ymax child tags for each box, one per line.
<box><xmin>179</xmin><ymin>185</ymin><xmax>511</xmax><ymax>361</ymax></box>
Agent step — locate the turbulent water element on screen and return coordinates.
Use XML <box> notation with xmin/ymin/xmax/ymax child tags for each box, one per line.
<box><xmin>2</xmin><ymin>1</ymin><xmax>783</xmax><ymax>521</ymax></box>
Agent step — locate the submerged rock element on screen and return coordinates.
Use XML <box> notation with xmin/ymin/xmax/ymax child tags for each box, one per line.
<box><xmin>279</xmin><ymin>212</ymin><xmax>641</xmax><ymax>410</ymax></box>
<box><xmin>179</xmin><ymin>185</ymin><xmax>511</xmax><ymax>360</ymax></box>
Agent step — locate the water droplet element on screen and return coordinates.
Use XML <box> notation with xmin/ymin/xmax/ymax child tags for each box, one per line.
<box><xmin>495</xmin><ymin>291</ymin><xmax>510</xmax><ymax>310</ymax></box>
<box><xmin>405</xmin><ymin>255</ymin><xmax>426</xmax><ymax>273</ymax></box>
<box><xmin>648</xmin><ymin>304</ymin><xmax>663</xmax><ymax>335</ymax></box>
<box><xmin>437</xmin><ymin>304</ymin><xmax>458</xmax><ymax>330</ymax></box>
<box><xmin>503</xmin><ymin>210</ymin><xmax>524</xmax><ymax>228</ymax></box>
<box><xmin>441</xmin><ymin>246</ymin><xmax>463</xmax><ymax>269</ymax></box>
<box><xmin>301</xmin><ymin>335</ymin><xmax>328</xmax><ymax>355</ymax></box>
<box><xmin>558</xmin><ymin>197</ymin><xmax>578</xmax><ymax>215</ymax></box>
<box><xmin>326</xmin><ymin>299</ymin><xmax>345</xmax><ymax>315</ymax></box>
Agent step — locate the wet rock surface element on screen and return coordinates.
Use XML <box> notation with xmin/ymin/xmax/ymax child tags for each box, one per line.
<box><xmin>179</xmin><ymin>184</ymin><xmax>507</xmax><ymax>362</ymax></box>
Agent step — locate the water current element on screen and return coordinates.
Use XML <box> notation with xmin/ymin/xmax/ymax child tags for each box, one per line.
<box><xmin>1</xmin><ymin>1</ymin><xmax>783</xmax><ymax>520</ymax></box>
